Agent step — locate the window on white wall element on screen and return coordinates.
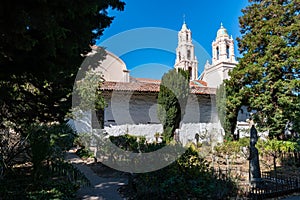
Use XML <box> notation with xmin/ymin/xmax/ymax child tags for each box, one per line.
<box><xmin>226</xmin><ymin>45</ymin><xmax>230</xmax><ymax>59</ymax></box>
<box><xmin>187</xmin><ymin>50</ymin><xmax>191</xmax><ymax>60</ymax></box>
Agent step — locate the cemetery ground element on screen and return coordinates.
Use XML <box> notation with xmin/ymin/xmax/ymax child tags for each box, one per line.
<box><xmin>74</xmin><ymin>135</ymin><xmax>300</xmax><ymax>199</ymax></box>
<box><xmin>1</xmin><ymin>132</ymin><xmax>299</xmax><ymax>199</ymax></box>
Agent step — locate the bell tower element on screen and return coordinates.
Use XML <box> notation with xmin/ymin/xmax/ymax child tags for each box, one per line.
<box><xmin>200</xmin><ymin>23</ymin><xmax>237</xmax><ymax>88</ymax></box>
<box><xmin>174</xmin><ymin>21</ymin><xmax>198</xmax><ymax>80</ymax></box>
<box><xmin>212</xmin><ymin>23</ymin><xmax>236</xmax><ymax>64</ymax></box>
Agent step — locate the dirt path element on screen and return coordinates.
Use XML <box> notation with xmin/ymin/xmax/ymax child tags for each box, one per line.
<box><xmin>66</xmin><ymin>150</ymin><xmax>127</xmax><ymax>200</ymax></box>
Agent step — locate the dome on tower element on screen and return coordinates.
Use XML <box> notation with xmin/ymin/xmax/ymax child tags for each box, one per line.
<box><xmin>217</xmin><ymin>23</ymin><xmax>228</xmax><ymax>37</ymax></box>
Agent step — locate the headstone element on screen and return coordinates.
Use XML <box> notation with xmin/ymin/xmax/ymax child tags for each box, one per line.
<box><xmin>195</xmin><ymin>133</ymin><xmax>199</xmax><ymax>145</ymax></box>
<box><xmin>249</xmin><ymin>125</ymin><xmax>261</xmax><ymax>186</ymax></box>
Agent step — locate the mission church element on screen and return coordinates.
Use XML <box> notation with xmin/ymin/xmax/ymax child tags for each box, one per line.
<box><xmin>76</xmin><ymin>22</ymin><xmax>249</xmax><ymax>144</ymax></box>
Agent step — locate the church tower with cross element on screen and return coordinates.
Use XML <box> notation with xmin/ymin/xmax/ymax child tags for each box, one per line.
<box><xmin>200</xmin><ymin>23</ymin><xmax>237</xmax><ymax>88</ymax></box>
<box><xmin>174</xmin><ymin>20</ymin><xmax>198</xmax><ymax>80</ymax></box>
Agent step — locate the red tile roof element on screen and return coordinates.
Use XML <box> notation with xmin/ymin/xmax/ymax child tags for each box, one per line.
<box><xmin>132</xmin><ymin>78</ymin><xmax>161</xmax><ymax>84</ymax></box>
<box><xmin>101</xmin><ymin>81</ymin><xmax>160</xmax><ymax>93</ymax></box>
<box><xmin>100</xmin><ymin>80</ymin><xmax>216</xmax><ymax>95</ymax></box>
<box><xmin>190</xmin><ymin>80</ymin><xmax>208</xmax><ymax>87</ymax></box>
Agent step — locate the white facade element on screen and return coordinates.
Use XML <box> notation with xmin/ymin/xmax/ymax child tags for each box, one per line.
<box><xmin>93</xmin><ymin>50</ymin><xmax>130</xmax><ymax>82</ymax></box>
<box><xmin>200</xmin><ymin>23</ymin><xmax>237</xmax><ymax>88</ymax></box>
<box><xmin>174</xmin><ymin>22</ymin><xmax>198</xmax><ymax>80</ymax></box>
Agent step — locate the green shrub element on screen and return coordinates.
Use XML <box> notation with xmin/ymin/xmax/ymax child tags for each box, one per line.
<box><xmin>109</xmin><ymin>134</ymin><xmax>165</xmax><ymax>153</ymax></box>
<box><xmin>28</xmin><ymin>123</ymin><xmax>77</xmax><ymax>177</ymax></box>
<box><xmin>0</xmin><ymin>161</ymin><xmax>88</xmax><ymax>200</ymax></box>
<box><xmin>110</xmin><ymin>135</ymin><xmax>238</xmax><ymax>199</ymax></box>
<box><xmin>132</xmin><ymin>145</ymin><xmax>238</xmax><ymax>199</ymax></box>
<box><xmin>76</xmin><ymin>147</ymin><xmax>94</xmax><ymax>158</ymax></box>
<box><xmin>214</xmin><ymin>137</ymin><xmax>250</xmax><ymax>156</ymax></box>
<box><xmin>0</xmin><ymin>123</ymin><xmax>88</xmax><ymax>199</ymax></box>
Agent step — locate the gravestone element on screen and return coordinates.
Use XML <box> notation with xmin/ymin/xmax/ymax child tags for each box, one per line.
<box><xmin>249</xmin><ymin>125</ymin><xmax>261</xmax><ymax>186</ymax></box>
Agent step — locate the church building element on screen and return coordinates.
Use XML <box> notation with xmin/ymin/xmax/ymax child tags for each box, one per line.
<box><xmin>75</xmin><ymin>22</ymin><xmax>243</xmax><ymax>145</ymax></box>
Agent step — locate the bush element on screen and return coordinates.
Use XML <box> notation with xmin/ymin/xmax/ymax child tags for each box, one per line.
<box><xmin>109</xmin><ymin>134</ymin><xmax>165</xmax><ymax>153</ymax></box>
<box><xmin>130</xmin><ymin>145</ymin><xmax>238</xmax><ymax>199</ymax></box>
<box><xmin>0</xmin><ymin>161</ymin><xmax>88</xmax><ymax>200</ymax></box>
<box><xmin>28</xmin><ymin>123</ymin><xmax>77</xmax><ymax>176</ymax></box>
<box><xmin>0</xmin><ymin>123</ymin><xmax>89</xmax><ymax>199</ymax></box>
<box><xmin>76</xmin><ymin>147</ymin><xmax>94</xmax><ymax>159</ymax></box>
<box><xmin>214</xmin><ymin>137</ymin><xmax>250</xmax><ymax>156</ymax></box>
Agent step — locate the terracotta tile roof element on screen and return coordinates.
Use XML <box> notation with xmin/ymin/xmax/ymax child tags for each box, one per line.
<box><xmin>190</xmin><ymin>80</ymin><xmax>208</xmax><ymax>87</ymax></box>
<box><xmin>101</xmin><ymin>81</ymin><xmax>160</xmax><ymax>93</ymax></box>
<box><xmin>100</xmin><ymin>81</ymin><xmax>216</xmax><ymax>95</ymax></box>
<box><xmin>132</xmin><ymin>77</ymin><xmax>208</xmax><ymax>87</ymax></box>
<box><xmin>132</xmin><ymin>77</ymin><xmax>161</xmax><ymax>84</ymax></box>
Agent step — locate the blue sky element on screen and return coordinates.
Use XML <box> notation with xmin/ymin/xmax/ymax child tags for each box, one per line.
<box><xmin>97</xmin><ymin>0</ymin><xmax>249</xmax><ymax>80</ymax></box>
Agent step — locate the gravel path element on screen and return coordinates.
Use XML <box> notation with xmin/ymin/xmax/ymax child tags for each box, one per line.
<box><xmin>66</xmin><ymin>150</ymin><xmax>127</xmax><ymax>200</ymax></box>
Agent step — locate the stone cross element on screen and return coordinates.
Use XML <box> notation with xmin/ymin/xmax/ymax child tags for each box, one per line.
<box><xmin>249</xmin><ymin>125</ymin><xmax>261</xmax><ymax>186</ymax></box>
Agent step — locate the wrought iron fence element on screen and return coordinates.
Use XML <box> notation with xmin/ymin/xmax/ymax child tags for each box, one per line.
<box><xmin>248</xmin><ymin>171</ymin><xmax>300</xmax><ymax>199</ymax></box>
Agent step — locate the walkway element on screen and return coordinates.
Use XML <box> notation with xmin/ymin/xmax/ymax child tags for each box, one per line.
<box><xmin>280</xmin><ymin>194</ymin><xmax>300</xmax><ymax>200</ymax></box>
<box><xmin>66</xmin><ymin>150</ymin><xmax>127</xmax><ymax>200</ymax></box>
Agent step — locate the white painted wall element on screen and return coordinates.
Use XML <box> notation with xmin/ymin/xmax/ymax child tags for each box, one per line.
<box><xmin>70</xmin><ymin>91</ymin><xmax>223</xmax><ymax>146</ymax></box>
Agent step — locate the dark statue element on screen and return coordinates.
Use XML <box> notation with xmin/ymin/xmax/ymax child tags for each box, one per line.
<box><xmin>249</xmin><ymin>125</ymin><xmax>261</xmax><ymax>185</ymax></box>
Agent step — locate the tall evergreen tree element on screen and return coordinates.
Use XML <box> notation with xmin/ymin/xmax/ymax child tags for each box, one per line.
<box><xmin>157</xmin><ymin>69</ymin><xmax>190</xmax><ymax>141</ymax></box>
<box><xmin>216</xmin><ymin>82</ymin><xmax>239</xmax><ymax>139</ymax></box>
<box><xmin>0</xmin><ymin>1</ymin><xmax>125</xmax><ymax>133</ymax></box>
<box><xmin>226</xmin><ymin>0</ymin><xmax>300</xmax><ymax>138</ymax></box>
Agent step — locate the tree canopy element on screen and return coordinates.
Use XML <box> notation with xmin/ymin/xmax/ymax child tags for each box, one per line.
<box><xmin>0</xmin><ymin>0</ymin><xmax>125</xmax><ymax>133</ymax></box>
<box><xmin>225</xmin><ymin>0</ymin><xmax>300</xmax><ymax>138</ymax></box>
<box><xmin>157</xmin><ymin>69</ymin><xmax>190</xmax><ymax>141</ymax></box>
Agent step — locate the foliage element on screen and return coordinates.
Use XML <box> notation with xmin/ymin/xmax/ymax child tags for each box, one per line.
<box><xmin>226</xmin><ymin>0</ymin><xmax>300</xmax><ymax>138</ymax></box>
<box><xmin>259</xmin><ymin>139</ymin><xmax>300</xmax><ymax>155</ymax></box>
<box><xmin>73</xmin><ymin>62</ymin><xmax>108</xmax><ymax>128</ymax></box>
<box><xmin>74</xmin><ymin>66</ymin><xmax>107</xmax><ymax>112</ymax></box>
<box><xmin>0</xmin><ymin>127</ymin><xmax>29</xmax><ymax>177</ymax></box>
<box><xmin>0</xmin><ymin>0</ymin><xmax>125</xmax><ymax>134</ymax></box>
<box><xmin>131</xmin><ymin>145</ymin><xmax>238</xmax><ymax>199</ymax></box>
<box><xmin>157</xmin><ymin>69</ymin><xmax>190</xmax><ymax>142</ymax></box>
<box><xmin>216</xmin><ymin>82</ymin><xmax>234</xmax><ymax>138</ymax></box>
<box><xmin>0</xmin><ymin>123</ymin><xmax>89</xmax><ymax>199</ymax></box>
<box><xmin>109</xmin><ymin>134</ymin><xmax>165</xmax><ymax>153</ymax></box>
<box><xmin>215</xmin><ymin>137</ymin><xmax>250</xmax><ymax>156</ymax></box>
<box><xmin>258</xmin><ymin>138</ymin><xmax>300</xmax><ymax>172</ymax></box>
<box><xmin>0</xmin><ymin>1</ymin><xmax>125</xmax><ymax>197</ymax></box>
<box><xmin>215</xmin><ymin>137</ymin><xmax>300</xmax><ymax>155</ymax></box>
<box><xmin>28</xmin><ymin>123</ymin><xmax>77</xmax><ymax>177</ymax></box>
<box><xmin>76</xmin><ymin>148</ymin><xmax>94</xmax><ymax>159</ymax></box>
<box><xmin>0</xmin><ymin>161</ymin><xmax>89</xmax><ymax>199</ymax></box>
<box><xmin>215</xmin><ymin>137</ymin><xmax>300</xmax><ymax>168</ymax></box>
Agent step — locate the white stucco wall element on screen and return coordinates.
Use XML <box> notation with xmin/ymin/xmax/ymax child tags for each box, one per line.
<box><xmin>104</xmin><ymin>92</ymin><xmax>159</xmax><ymax>125</ymax></box>
<box><xmin>70</xmin><ymin>91</ymin><xmax>223</xmax><ymax>146</ymax></box>
<box><xmin>103</xmin><ymin>91</ymin><xmax>218</xmax><ymax>126</ymax></box>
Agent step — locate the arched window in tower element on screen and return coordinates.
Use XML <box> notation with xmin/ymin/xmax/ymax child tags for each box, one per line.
<box><xmin>187</xmin><ymin>50</ymin><xmax>191</xmax><ymax>60</ymax></box>
<box><xmin>186</xmin><ymin>33</ymin><xmax>188</xmax><ymax>41</ymax></box>
<box><xmin>226</xmin><ymin>45</ymin><xmax>230</xmax><ymax>59</ymax></box>
<box><xmin>188</xmin><ymin>67</ymin><xmax>192</xmax><ymax>78</ymax></box>
<box><xmin>216</xmin><ymin>47</ymin><xmax>219</xmax><ymax>60</ymax></box>
<box><xmin>179</xmin><ymin>52</ymin><xmax>181</xmax><ymax>61</ymax></box>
